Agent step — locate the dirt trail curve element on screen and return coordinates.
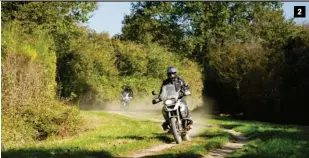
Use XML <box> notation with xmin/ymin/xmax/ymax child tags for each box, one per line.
<box><xmin>105</xmin><ymin>110</ymin><xmax>248</xmax><ymax>158</ymax></box>
<box><xmin>204</xmin><ymin>129</ymin><xmax>248</xmax><ymax>158</ymax></box>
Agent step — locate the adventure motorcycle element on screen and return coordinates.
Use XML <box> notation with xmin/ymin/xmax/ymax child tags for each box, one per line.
<box><xmin>152</xmin><ymin>84</ymin><xmax>192</xmax><ymax>144</ymax></box>
<box><xmin>121</xmin><ymin>92</ymin><xmax>132</xmax><ymax>111</ymax></box>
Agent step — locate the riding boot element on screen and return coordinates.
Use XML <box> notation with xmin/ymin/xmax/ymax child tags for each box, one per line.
<box><xmin>161</xmin><ymin>121</ymin><xmax>169</xmax><ymax>131</ymax></box>
<box><xmin>162</xmin><ymin>107</ymin><xmax>170</xmax><ymax>131</ymax></box>
<box><xmin>180</xmin><ymin>99</ymin><xmax>193</xmax><ymax>129</ymax></box>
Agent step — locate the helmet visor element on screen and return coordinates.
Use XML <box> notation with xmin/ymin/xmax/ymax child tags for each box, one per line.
<box><xmin>167</xmin><ymin>72</ymin><xmax>176</xmax><ymax>79</ymax></box>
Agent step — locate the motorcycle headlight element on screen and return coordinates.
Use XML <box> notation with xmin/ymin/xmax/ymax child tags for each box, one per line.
<box><xmin>165</xmin><ymin>99</ymin><xmax>174</xmax><ymax>105</ymax></box>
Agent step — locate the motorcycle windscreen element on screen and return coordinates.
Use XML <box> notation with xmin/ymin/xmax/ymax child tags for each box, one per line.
<box><xmin>159</xmin><ymin>84</ymin><xmax>180</xmax><ymax>101</ymax></box>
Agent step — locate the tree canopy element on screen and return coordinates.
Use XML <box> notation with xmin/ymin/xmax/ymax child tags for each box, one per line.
<box><xmin>121</xmin><ymin>2</ymin><xmax>284</xmax><ymax>63</ymax></box>
<box><xmin>120</xmin><ymin>2</ymin><xmax>309</xmax><ymax>124</ymax></box>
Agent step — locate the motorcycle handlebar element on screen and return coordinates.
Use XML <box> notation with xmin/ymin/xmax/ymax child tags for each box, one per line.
<box><xmin>152</xmin><ymin>89</ymin><xmax>191</xmax><ymax>104</ymax></box>
<box><xmin>152</xmin><ymin>98</ymin><xmax>161</xmax><ymax>104</ymax></box>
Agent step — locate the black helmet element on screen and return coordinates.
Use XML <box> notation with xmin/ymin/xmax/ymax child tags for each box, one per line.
<box><xmin>167</xmin><ymin>66</ymin><xmax>177</xmax><ymax>80</ymax></box>
<box><xmin>123</xmin><ymin>84</ymin><xmax>131</xmax><ymax>90</ymax></box>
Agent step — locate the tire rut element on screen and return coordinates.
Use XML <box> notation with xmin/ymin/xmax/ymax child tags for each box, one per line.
<box><xmin>105</xmin><ymin>110</ymin><xmax>248</xmax><ymax>158</ymax></box>
<box><xmin>204</xmin><ymin>129</ymin><xmax>248</xmax><ymax>158</ymax></box>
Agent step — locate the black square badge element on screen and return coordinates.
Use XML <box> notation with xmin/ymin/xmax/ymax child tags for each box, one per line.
<box><xmin>294</xmin><ymin>6</ymin><xmax>306</xmax><ymax>18</ymax></box>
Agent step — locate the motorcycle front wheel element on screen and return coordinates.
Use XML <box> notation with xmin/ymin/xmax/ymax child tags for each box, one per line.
<box><xmin>121</xmin><ymin>102</ymin><xmax>128</xmax><ymax>111</ymax></box>
<box><xmin>170</xmin><ymin>117</ymin><xmax>182</xmax><ymax>144</ymax></box>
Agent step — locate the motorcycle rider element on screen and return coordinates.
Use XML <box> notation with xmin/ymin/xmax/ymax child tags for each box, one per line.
<box><xmin>153</xmin><ymin>66</ymin><xmax>193</xmax><ymax>131</ymax></box>
<box><xmin>121</xmin><ymin>85</ymin><xmax>133</xmax><ymax>101</ymax></box>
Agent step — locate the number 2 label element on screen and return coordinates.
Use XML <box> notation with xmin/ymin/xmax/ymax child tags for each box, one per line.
<box><xmin>298</xmin><ymin>9</ymin><xmax>302</xmax><ymax>15</ymax></box>
<box><xmin>294</xmin><ymin>6</ymin><xmax>306</xmax><ymax>18</ymax></box>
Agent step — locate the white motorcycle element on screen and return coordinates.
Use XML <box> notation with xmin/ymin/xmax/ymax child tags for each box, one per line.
<box><xmin>152</xmin><ymin>84</ymin><xmax>191</xmax><ymax>144</ymax></box>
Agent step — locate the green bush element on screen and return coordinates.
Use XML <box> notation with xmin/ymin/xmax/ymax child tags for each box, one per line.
<box><xmin>205</xmin><ymin>25</ymin><xmax>309</xmax><ymax>124</ymax></box>
<box><xmin>58</xmin><ymin>30</ymin><xmax>204</xmax><ymax>107</ymax></box>
<box><xmin>1</xmin><ymin>22</ymin><xmax>83</xmax><ymax>148</ymax></box>
<box><xmin>207</xmin><ymin>42</ymin><xmax>271</xmax><ymax>113</ymax></box>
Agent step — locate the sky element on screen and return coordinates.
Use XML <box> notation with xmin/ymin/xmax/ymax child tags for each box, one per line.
<box><xmin>85</xmin><ymin>2</ymin><xmax>309</xmax><ymax>37</ymax></box>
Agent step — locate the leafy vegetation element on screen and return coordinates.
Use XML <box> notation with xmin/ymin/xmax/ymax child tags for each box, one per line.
<box><xmin>1</xmin><ymin>2</ymin><xmax>98</xmax><ymax>148</ymax></box>
<box><xmin>59</xmin><ymin>32</ymin><xmax>203</xmax><ymax>106</ymax></box>
<box><xmin>1</xmin><ymin>2</ymin><xmax>202</xmax><ymax>148</ymax></box>
<box><xmin>120</xmin><ymin>2</ymin><xmax>283</xmax><ymax>61</ymax></box>
<box><xmin>2</xmin><ymin>2</ymin><xmax>309</xmax><ymax>157</ymax></box>
<box><xmin>121</xmin><ymin>2</ymin><xmax>309</xmax><ymax>124</ymax></box>
<box><xmin>1</xmin><ymin>22</ymin><xmax>83</xmax><ymax>149</ymax></box>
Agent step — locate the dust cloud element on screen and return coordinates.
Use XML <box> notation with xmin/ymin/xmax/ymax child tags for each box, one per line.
<box><xmin>80</xmin><ymin>93</ymin><xmax>217</xmax><ymax>138</ymax></box>
<box><xmin>103</xmin><ymin>97</ymin><xmax>161</xmax><ymax>112</ymax></box>
<box><xmin>188</xmin><ymin>96</ymin><xmax>216</xmax><ymax>137</ymax></box>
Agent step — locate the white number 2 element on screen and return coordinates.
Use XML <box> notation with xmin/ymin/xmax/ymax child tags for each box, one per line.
<box><xmin>298</xmin><ymin>9</ymin><xmax>302</xmax><ymax>15</ymax></box>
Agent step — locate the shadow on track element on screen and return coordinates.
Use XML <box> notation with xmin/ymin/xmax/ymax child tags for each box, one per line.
<box><xmin>2</xmin><ymin>148</ymin><xmax>114</xmax><ymax>158</ymax></box>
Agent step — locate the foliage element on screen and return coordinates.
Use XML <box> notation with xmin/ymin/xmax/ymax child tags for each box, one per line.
<box><xmin>2</xmin><ymin>2</ymin><xmax>203</xmax><ymax>149</ymax></box>
<box><xmin>2</xmin><ymin>2</ymin><xmax>309</xmax><ymax>152</ymax></box>
<box><xmin>1</xmin><ymin>2</ymin><xmax>98</xmax><ymax>34</ymax></box>
<box><xmin>121</xmin><ymin>2</ymin><xmax>309</xmax><ymax>124</ymax></box>
<box><xmin>1</xmin><ymin>22</ymin><xmax>83</xmax><ymax>149</ymax></box>
<box><xmin>58</xmin><ymin>29</ymin><xmax>203</xmax><ymax>106</ymax></box>
<box><xmin>277</xmin><ymin>28</ymin><xmax>309</xmax><ymax>123</ymax></box>
<box><xmin>207</xmin><ymin>43</ymin><xmax>271</xmax><ymax>113</ymax></box>
<box><xmin>1</xmin><ymin>2</ymin><xmax>99</xmax><ymax>148</ymax></box>
<box><xmin>121</xmin><ymin>2</ymin><xmax>283</xmax><ymax>62</ymax></box>
<box><xmin>1</xmin><ymin>1</ymin><xmax>99</xmax><ymax>99</ymax></box>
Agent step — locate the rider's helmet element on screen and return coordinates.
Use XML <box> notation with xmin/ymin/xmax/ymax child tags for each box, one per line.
<box><xmin>124</xmin><ymin>84</ymin><xmax>131</xmax><ymax>91</ymax></box>
<box><xmin>167</xmin><ymin>66</ymin><xmax>177</xmax><ymax>81</ymax></box>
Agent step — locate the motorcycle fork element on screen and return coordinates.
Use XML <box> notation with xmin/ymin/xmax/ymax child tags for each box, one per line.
<box><xmin>168</xmin><ymin>110</ymin><xmax>182</xmax><ymax>130</ymax></box>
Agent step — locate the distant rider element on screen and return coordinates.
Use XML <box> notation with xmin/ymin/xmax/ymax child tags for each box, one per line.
<box><xmin>153</xmin><ymin>66</ymin><xmax>193</xmax><ymax>131</ymax></box>
<box><xmin>121</xmin><ymin>85</ymin><xmax>133</xmax><ymax>100</ymax></box>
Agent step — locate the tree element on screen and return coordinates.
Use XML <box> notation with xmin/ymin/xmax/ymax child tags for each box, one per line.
<box><xmin>2</xmin><ymin>2</ymin><xmax>99</xmax><ymax>99</ymax></box>
<box><xmin>2</xmin><ymin>2</ymin><xmax>98</xmax><ymax>34</ymax></box>
<box><xmin>121</xmin><ymin>2</ymin><xmax>283</xmax><ymax>63</ymax></box>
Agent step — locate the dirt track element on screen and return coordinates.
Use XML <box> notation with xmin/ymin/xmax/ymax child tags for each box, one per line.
<box><xmin>105</xmin><ymin>110</ymin><xmax>248</xmax><ymax>158</ymax></box>
<box><xmin>203</xmin><ymin>129</ymin><xmax>248</xmax><ymax>158</ymax></box>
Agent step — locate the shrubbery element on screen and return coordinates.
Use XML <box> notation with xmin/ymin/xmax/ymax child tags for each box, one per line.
<box><xmin>5</xmin><ymin>1</ymin><xmax>309</xmax><ymax>150</ymax></box>
<box><xmin>2</xmin><ymin>22</ymin><xmax>83</xmax><ymax>148</ymax></box>
<box><xmin>60</xmin><ymin>29</ymin><xmax>203</xmax><ymax>107</ymax></box>
<box><xmin>120</xmin><ymin>2</ymin><xmax>309</xmax><ymax>124</ymax></box>
<box><xmin>1</xmin><ymin>2</ymin><xmax>204</xmax><ymax>148</ymax></box>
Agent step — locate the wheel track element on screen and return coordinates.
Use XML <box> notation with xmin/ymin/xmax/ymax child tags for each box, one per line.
<box><xmin>105</xmin><ymin>110</ymin><xmax>248</xmax><ymax>158</ymax></box>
